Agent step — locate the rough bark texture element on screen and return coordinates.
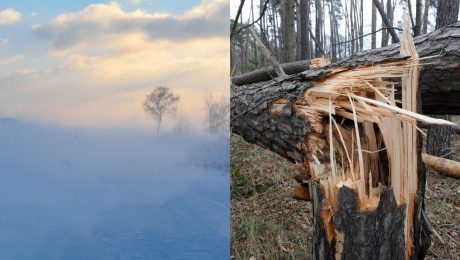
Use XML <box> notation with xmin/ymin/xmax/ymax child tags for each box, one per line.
<box><xmin>312</xmin><ymin>185</ymin><xmax>407</xmax><ymax>259</ymax></box>
<box><xmin>436</xmin><ymin>0</ymin><xmax>460</xmax><ymax>29</ymax></box>
<box><xmin>299</xmin><ymin>0</ymin><xmax>311</xmax><ymax>60</ymax></box>
<box><xmin>414</xmin><ymin>0</ymin><xmax>423</xmax><ymax>36</ymax></box>
<box><xmin>281</xmin><ymin>0</ymin><xmax>296</xmax><ymax>62</ymax></box>
<box><xmin>231</xmin><ymin>77</ymin><xmax>312</xmax><ymax>163</ymax></box>
<box><xmin>421</xmin><ymin>0</ymin><xmax>430</xmax><ymax>34</ymax></box>
<box><xmin>426</xmin><ymin>115</ymin><xmax>452</xmax><ymax>158</ymax></box>
<box><xmin>232</xmin><ymin>22</ymin><xmax>460</xmax><ymax>114</ymax></box>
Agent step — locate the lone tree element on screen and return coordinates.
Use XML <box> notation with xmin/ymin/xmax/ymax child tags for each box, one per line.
<box><xmin>143</xmin><ymin>86</ymin><xmax>180</xmax><ymax>136</ymax></box>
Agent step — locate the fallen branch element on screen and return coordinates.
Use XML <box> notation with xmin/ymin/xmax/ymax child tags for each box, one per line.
<box><xmin>422</xmin><ymin>153</ymin><xmax>460</xmax><ymax>179</ymax></box>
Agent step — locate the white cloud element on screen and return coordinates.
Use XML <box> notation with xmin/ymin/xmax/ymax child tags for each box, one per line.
<box><xmin>33</xmin><ymin>1</ymin><xmax>228</xmax><ymax>50</ymax></box>
<box><xmin>0</xmin><ymin>8</ymin><xmax>22</xmax><ymax>26</ymax></box>
<box><xmin>30</xmin><ymin>12</ymin><xmax>39</xmax><ymax>18</ymax></box>
<box><xmin>0</xmin><ymin>54</ymin><xmax>24</xmax><ymax>65</ymax></box>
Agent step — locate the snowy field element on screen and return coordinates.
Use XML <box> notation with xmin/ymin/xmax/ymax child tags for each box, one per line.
<box><xmin>0</xmin><ymin>118</ymin><xmax>229</xmax><ymax>259</ymax></box>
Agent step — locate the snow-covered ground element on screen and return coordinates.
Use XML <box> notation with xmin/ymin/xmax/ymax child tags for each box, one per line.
<box><xmin>0</xmin><ymin>118</ymin><xmax>229</xmax><ymax>259</ymax></box>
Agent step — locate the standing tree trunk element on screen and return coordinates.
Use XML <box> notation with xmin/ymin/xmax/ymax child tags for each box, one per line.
<box><xmin>435</xmin><ymin>0</ymin><xmax>459</xmax><ymax>28</ymax></box>
<box><xmin>414</xmin><ymin>0</ymin><xmax>423</xmax><ymax>36</ymax></box>
<box><xmin>281</xmin><ymin>0</ymin><xmax>296</xmax><ymax>63</ymax></box>
<box><xmin>251</xmin><ymin>0</ymin><xmax>258</xmax><ymax>67</ymax></box>
<box><xmin>259</xmin><ymin>0</ymin><xmax>268</xmax><ymax>66</ymax></box>
<box><xmin>381</xmin><ymin>0</ymin><xmax>388</xmax><ymax>47</ymax></box>
<box><xmin>156</xmin><ymin>116</ymin><xmax>162</xmax><ymax>136</ymax></box>
<box><xmin>329</xmin><ymin>1</ymin><xmax>337</xmax><ymax>61</ymax></box>
<box><xmin>359</xmin><ymin>0</ymin><xmax>364</xmax><ymax>51</ymax></box>
<box><xmin>315</xmin><ymin>0</ymin><xmax>324</xmax><ymax>57</ymax></box>
<box><xmin>371</xmin><ymin>0</ymin><xmax>377</xmax><ymax>49</ymax></box>
<box><xmin>426</xmin><ymin>0</ymin><xmax>460</xmax><ymax>159</ymax></box>
<box><xmin>296</xmin><ymin>2</ymin><xmax>301</xmax><ymax>61</ymax></box>
<box><xmin>299</xmin><ymin>0</ymin><xmax>311</xmax><ymax>60</ymax></box>
<box><xmin>422</xmin><ymin>0</ymin><xmax>431</xmax><ymax>34</ymax></box>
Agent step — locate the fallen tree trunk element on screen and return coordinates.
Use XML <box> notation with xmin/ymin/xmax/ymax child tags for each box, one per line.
<box><xmin>231</xmin><ymin>60</ymin><xmax>310</xmax><ymax>86</ymax></box>
<box><xmin>422</xmin><ymin>153</ymin><xmax>460</xmax><ymax>179</ymax></box>
<box><xmin>231</xmin><ymin>17</ymin><xmax>458</xmax><ymax>259</ymax></box>
<box><xmin>232</xmin><ymin>21</ymin><xmax>460</xmax><ymax>114</ymax></box>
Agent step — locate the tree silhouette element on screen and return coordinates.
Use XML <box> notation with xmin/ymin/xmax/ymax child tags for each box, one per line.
<box><xmin>143</xmin><ymin>86</ymin><xmax>180</xmax><ymax>136</ymax></box>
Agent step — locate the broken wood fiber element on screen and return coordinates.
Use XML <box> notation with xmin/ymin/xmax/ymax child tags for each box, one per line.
<box><xmin>231</xmin><ymin>16</ymin><xmax>459</xmax><ymax>259</ymax></box>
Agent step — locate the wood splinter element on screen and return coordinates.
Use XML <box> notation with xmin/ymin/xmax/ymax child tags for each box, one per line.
<box><xmin>231</xmin><ymin>16</ymin><xmax>460</xmax><ymax>259</ymax></box>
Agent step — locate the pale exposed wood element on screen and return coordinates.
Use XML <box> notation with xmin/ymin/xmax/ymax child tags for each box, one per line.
<box><xmin>422</xmin><ymin>153</ymin><xmax>460</xmax><ymax>179</ymax></box>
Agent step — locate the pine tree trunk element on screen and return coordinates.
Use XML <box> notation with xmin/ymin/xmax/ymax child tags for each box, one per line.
<box><xmin>281</xmin><ymin>0</ymin><xmax>295</xmax><ymax>62</ymax></box>
<box><xmin>414</xmin><ymin>0</ymin><xmax>423</xmax><ymax>36</ymax></box>
<box><xmin>421</xmin><ymin>0</ymin><xmax>431</xmax><ymax>34</ymax></box>
<box><xmin>435</xmin><ymin>0</ymin><xmax>460</xmax><ymax>29</ymax></box>
<box><xmin>426</xmin><ymin>115</ymin><xmax>452</xmax><ymax>158</ymax></box>
<box><xmin>299</xmin><ymin>0</ymin><xmax>311</xmax><ymax>60</ymax></box>
<box><xmin>371</xmin><ymin>0</ymin><xmax>377</xmax><ymax>49</ymax></box>
<box><xmin>381</xmin><ymin>0</ymin><xmax>388</xmax><ymax>47</ymax></box>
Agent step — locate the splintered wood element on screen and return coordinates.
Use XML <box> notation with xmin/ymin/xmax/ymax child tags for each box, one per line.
<box><xmin>285</xmin><ymin>16</ymin><xmax>455</xmax><ymax>258</ymax></box>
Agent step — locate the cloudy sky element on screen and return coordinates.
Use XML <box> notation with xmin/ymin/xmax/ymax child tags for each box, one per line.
<box><xmin>0</xmin><ymin>0</ymin><xmax>229</xmax><ymax>130</ymax></box>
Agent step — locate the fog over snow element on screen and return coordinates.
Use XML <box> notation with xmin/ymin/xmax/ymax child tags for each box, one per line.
<box><xmin>0</xmin><ymin>118</ymin><xmax>229</xmax><ymax>259</ymax></box>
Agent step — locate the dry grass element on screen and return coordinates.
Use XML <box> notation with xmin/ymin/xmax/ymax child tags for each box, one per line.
<box><xmin>231</xmin><ymin>125</ymin><xmax>460</xmax><ymax>259</ymax></box>
<box><xmin>231</xmin><ymin>134</ymin><xmax>313</xmax><ymax>259</ymax></box>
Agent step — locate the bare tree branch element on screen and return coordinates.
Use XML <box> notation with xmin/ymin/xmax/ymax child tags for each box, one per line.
<box><xmin>373</xmin><ymin>0</ymin><xmax>400</xmax><ymax>42</ymax></box>
<box><xmin>231</xmin><ymin>0</ymin><xmax>270</xmax><ymax>37</ymax></box>
<box><xmin>231</xmin><ymin>0</ymin><xmax>246</xmax><ymax>36</ymax></box>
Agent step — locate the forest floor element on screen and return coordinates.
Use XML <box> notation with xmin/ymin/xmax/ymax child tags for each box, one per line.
<box><xmin>231</xmin><ymin>121</ymin><xmax>460</xmax><ymax>259</ymax></box>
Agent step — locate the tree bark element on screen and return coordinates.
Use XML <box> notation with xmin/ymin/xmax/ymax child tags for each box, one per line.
<box><xmin>281</xmin><ymin>0</ymin><xmax>296</xmax><ymax>62</ymax></box>
<box><xmin>311</xmin><ymin>185</ymin><xmax>413</xmax><ymax>259</ymax></box>
<box><xmin>232</xmin><ymin>22</ymin><xmax>460</xmax><ymax>114</ymax></box>
<box><xmin>371</xmin><ymin>0</ymin><xmax>377</xmax><ymax>49</ymax></box>
<box><xmin>299</xmin><ymin>0</ymin><xmax>311</xmax><ymax>60</ymax></box>
<box><xmin>415</xmin><ymin>0</ymin><xmax>423</xmax><ymax>36</ymax></box>
<box><xmin>436</xmin><ymin>0</ymin><xmax>460</xmax><ymax>29</ymax></box>
<box><xmin>426</xmin><ymin>115</ymin><xmax>452</xmax><ymax>158</ymax></box>
<box><xmin>315</xmin><ymin>0</ymin><xmax>324</xmax><ymax>57</ymax></box>
<box><xmin>421</xmin><ymin>0</ymin><xmax>431</xmax><ymax>34</ymax></box>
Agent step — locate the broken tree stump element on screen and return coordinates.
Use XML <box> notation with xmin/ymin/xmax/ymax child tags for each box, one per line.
<box><xmin>231</xmin><ymin>16</ymin><xmax>457</xmax><ymax>259</ymax></box>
